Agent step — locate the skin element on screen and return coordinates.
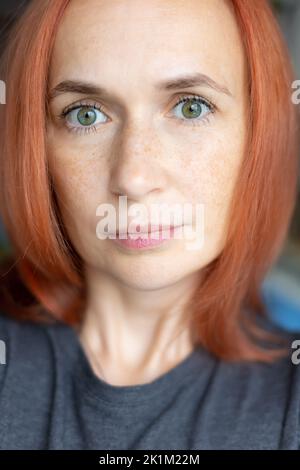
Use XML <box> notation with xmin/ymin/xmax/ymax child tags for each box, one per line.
<box><xmin>46</xmin><ymin>0</ymin><xmax>247</xmax><ymax>385</ymax></box>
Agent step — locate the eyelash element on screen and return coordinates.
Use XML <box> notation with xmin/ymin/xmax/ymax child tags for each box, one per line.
<box><xmin>58</xmin><ymin>94</ymin><xmax>216</xmax><ymax>135</ymax></box>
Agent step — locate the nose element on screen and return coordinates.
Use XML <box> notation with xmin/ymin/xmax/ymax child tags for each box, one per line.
<box><xmin>108</xmin><ymin>121</ymin><xmax>167</xmax><ymax>202</ymax></box>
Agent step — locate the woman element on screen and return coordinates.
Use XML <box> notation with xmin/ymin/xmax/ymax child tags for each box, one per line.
<box><xmin>0</xmin><ymin>0</ymin><xmax>299</xmax><ymax>450</ymax></box>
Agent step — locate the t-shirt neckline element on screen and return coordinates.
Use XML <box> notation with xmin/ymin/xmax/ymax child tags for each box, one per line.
<box><xmin>68</xmin><ymin>325</ymin><xmax>209</xmax><ymax>407</ymax></box>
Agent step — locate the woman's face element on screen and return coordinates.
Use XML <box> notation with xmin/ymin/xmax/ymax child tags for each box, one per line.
<box><xmin>47</xmin><ymin>0</ymin><xmax>247</xmax><ymax>290</ymax></box>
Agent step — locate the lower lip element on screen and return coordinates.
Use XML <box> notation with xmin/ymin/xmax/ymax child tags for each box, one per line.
<box><xmin>111</xmin><ymin>226</ymin><xmax>179</xmax><ymax>250</ymax></box>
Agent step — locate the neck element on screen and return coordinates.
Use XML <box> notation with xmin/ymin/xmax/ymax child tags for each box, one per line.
<box><xmin>76</xmin><ymin>265</ymin><xmax>200</xmax><ymax>385</ymax></box>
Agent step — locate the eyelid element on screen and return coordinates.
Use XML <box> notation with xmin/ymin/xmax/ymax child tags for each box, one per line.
<box><xmin>170</xmin><ymin>92</ymin><xmax>216</xmax><ymax>111</ymax></box>
<box><xmin>60</xmin><ymin>99</ymin><xmax>109</xmax><ymax>118</ymax></box>
<box><xmin>57</xmin><ymin>93</ymin><xmax>217</xmax><ymax>135</ymax></box>
<box><xmin>59</xmin><ymin>93</ymin><xmax>216</xmax><ymax>118</ymax></box>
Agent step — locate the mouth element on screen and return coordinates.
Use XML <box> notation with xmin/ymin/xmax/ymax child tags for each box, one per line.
<box><xmin>111</xmin><ymin>224</ymin><xmax>184</xmax><ymax>251</ymax></box>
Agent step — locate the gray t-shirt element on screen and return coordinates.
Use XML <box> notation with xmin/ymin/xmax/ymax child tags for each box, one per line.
<box><xmin>0</xmin><ymin>311</ymin><xmax>299</xmax><ymax>450</ymax></box>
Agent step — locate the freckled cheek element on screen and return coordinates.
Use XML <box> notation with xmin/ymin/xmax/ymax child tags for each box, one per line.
<box><xmin>178</xmin><ymin>138</ymin><xmax>244</xmax><ymax>241</ymax></box>
<box><xmin>47</xmin><ymin>147</ymin><xmax>109</xmax><ymax>232</ymax></box>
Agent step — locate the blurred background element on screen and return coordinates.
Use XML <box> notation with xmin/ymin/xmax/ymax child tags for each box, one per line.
<box><xmin>0</xmin><ymin>0</ymin><xmax>299</xmax><ymax>330</ymax></box>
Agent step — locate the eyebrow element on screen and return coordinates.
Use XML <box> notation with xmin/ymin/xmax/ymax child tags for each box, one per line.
<box><xmin>156</xmin><ymin>73</ymin><xmax>232</xmax><ymax>97</ymax></box>
<box><xmin>48</xmin><ymin>73</ymin><xmax>232</xmax><ymax>101</ymax></box>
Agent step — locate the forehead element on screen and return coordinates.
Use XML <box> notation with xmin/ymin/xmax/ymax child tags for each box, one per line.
<box><xmin>49</xmin><ymin>0</ymin><xmax>246</xmax><ymax>98</ymax></box>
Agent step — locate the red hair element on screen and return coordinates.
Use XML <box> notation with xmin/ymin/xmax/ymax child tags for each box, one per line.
<box><xmin>0</xmin><ymin>0</ymin><xmax>299</xmax><ymax>361</ymax></box>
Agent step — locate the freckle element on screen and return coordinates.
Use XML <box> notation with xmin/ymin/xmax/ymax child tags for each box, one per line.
<box><xmin>143</xmin><ymin>144</ymin><xmax>152</xmax><ymax>155</ymax></box>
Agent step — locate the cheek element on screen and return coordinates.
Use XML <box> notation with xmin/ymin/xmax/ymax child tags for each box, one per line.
<box><xmin>47</xmin><ymin>142</ymin><xmax>110</xmax><ymax>243</ymax></box>
<box><xmin>181</xmin><ymin>133</ymin><xmax>243</xmax><ymax>196</ymax></box>
<box><xmin>180</xmin><ymin>131</ymin><xmax>245</xmax><ymax>238</ymax></box>
<box><xmin>47</xmin><ymin>123</ymin><xmax>108</xmax><ymax>197</ymax></box>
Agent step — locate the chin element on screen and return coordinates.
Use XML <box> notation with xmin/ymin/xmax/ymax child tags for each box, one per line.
<box><xmin>107</xmin><ymin>255</ymin><xmax>201</xmax><ymax>292</ymax></box>
<box><xmin>110</xmin><ymin>263</ymin><xmax>189</xmax><ymax>291</ymax></box>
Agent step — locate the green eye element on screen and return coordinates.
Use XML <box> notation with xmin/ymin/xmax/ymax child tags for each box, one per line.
<box><xmin>173</xmin><ymin>96</ymin><xmax>213</xmax><ymax>122</ymax></box>
<box><xmin>63</xmin><ymin>104</ymin><xmax>108</xmax><ymax>131</ymax></box>
<box><xmin>181</xmin><ymin>100</ymin><xmax>202</xmax><ymax>119</ymax></box>
<box><xmin>77</xmin><ymin>107</ymin><xmax>97</xmax><ymax>126</ymax></box>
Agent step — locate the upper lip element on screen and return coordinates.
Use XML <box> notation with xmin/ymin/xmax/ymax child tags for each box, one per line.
<box><xmin>116</xmin><ymin>224</ymin><xmax>181</xmax><ymax>235</ymax></box>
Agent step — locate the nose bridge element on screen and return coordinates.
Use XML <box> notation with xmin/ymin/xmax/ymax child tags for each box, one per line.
<box><xmin>120</xmin><ymin>118</ymin><xmax>153</xmax><ymax>162</ymax></box>
<box><xmin>109</xmin><ymin>119</ymin><xmax>163</xmax><ymax>200</ymax></box>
